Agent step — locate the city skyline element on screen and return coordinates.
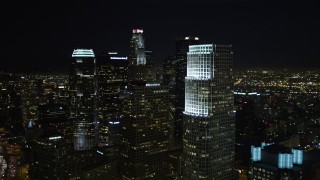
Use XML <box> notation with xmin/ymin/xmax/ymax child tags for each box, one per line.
<box><xmin>1</xmin><ymin>1</ymin><xmax>320</xmax><ymax>179</ymax></box>
<box><xmin>1</xmin><ymin>57</ymin><xmax>320</xmax><ymax>178</ymax></box>
<box><xmin>2</xmin><ymin>0</ymin><xmax>319</xmax><ymax>72</ymax></box>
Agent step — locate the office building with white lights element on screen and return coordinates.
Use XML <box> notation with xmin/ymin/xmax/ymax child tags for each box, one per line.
<box><xmin>183</xmin><ymin>44</ymin><xmax>235</xmax><ymax>179</ymax></box>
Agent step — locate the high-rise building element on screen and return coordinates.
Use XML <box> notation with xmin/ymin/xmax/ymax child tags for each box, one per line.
<box><xmin>29</xmin><ymin>127</ymin><xmax>68</xmax><ymax>179</ymax></box>
<box><xmin>119</xmin><ymin>81</ymin><xmax>173</xmax><ymax>179</ymax></box>
<box><xmin>145</xmin><ymin>50</ymin><xmax>156</xmax><ymax>81</ymax></box>
<box><xmin>174</xmin><ymin>37</ymin><xmax>199</xmax><ymax>146</ymax></box>
<box><xmin>38</xmin><ymin>103</ymin><xmax>73</xmax><ymax>150</ymax></box>
<box><xmin>183</xmin><ymin>44</ymin><xmax>234</xmax><ymax>179</ymax></box>
<box><xmin>128</xmin><ymin>29</ymin><xmax>148</xmax><ymax>81</ymax></box>
<box><xmin>97</xmin><ymin>51</ymin><xmax>128</xmax><ymax>146</ymax></box>
<box><xmin>69</xmin><ymin>49</ymin><xmax>98</xmax><ymax>150</ymax></box>
<box><xmin>129</xmin><ymin>29</ymin><xmax>146</xmax><ymax>66</ymax></box>
<box><xmin>162</xmin><ymin>55</ymin><xmax>177</xmax><ymax>143</ymax></box>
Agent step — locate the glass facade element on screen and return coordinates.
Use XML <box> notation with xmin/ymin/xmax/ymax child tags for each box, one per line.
<box><xmin>69</xmin><ymin>49</ymin><xmax>98</xmax><ymax>151</ymax></box>
<box><xmin>183</xmin><ymin>44</ymin><xmax>234</xmax><ymax>179</ymax></box>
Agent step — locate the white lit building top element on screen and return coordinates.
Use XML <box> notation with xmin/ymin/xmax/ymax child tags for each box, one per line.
<box><xmin>184</xmin><ymin>44</ymin><xmax>214</xmax><ymax>116</ymax></box>
<box><xmin>72</xmin><ymin>49</ymin><xmax>95</xmax><ymax>57</ymax></box>
<box><xmin>187</xmin><ymin>44</ymin><xmax>214</xmax><ymax>79</ymax></box>
<box><xmin>185</xmin><ymin>36</ymin><xmax>199</xmax><ymax>40</ymax></box>
<box><xmin>133</xmin><ymin>29</ymin><xmax>143</xmax><ymax>33</ymax></box>
<box><xmin>189</xmin><ymin>44</ymin><xmax>213</xmax><ymax>53</ymax></box>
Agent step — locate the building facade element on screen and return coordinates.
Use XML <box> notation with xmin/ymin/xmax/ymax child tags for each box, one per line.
<box><xmin>183</xmin><ymin>44</ymin><xmax>235</xmax><ymax>179</ymax></box>
<box><xmin>69</xmin><ymin>49</ymin><xmax>98</xmax><ymax>150</ymax></box>
<box><xmin>29</xmin><ymin>130</ymin><xmax>68</xmax><ymax>179</ymax></box>
<box><xmin>128</xmin><ymin>29</ymin><xmax>148</xmax><ymax>81</ymax></box>
<box><xmin>38</xmin><ymin>103</ymin><xmax>73</xmax><ymax>150</ymax></box>
<box><xmin>97</xmin><ymin>51</ymin><xmax>128</xmax><ymax>146</ymax></box>
<box><xmin>119</xmin><ymin>82</ymin><xmax>173</xmax><ymax>179</ymax></box>
<box><xmin>129</xmin><ymin>29</ymin><xmax>146</xmax><ymax>66</ymax></box>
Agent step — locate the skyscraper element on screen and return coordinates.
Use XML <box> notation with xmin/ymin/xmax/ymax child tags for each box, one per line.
<box><xmin>129</xmin><ymin>29</ymin><xmax>146</xmax><ymax>66</ymax></box>
<box><xmin>183</xmin><ymin>44</ymin><xmax>234</xmax><ymax>179</ymax></box>
<box><xmin>97</xmin><ymin>51</ymin><xmax>128</xmax><ymax>146</ymax></box>
<box><xmin>69</xmin><ymin>49</ymin><xmax>98</xmax><ymax>150</ymax></box>
<box><xmin>29</xmin><ymin>127</ymin><xmax>68</xmax><ymax>179</ymax></box>
<box><xmin>128</xmin><ymin>29</ymin><xmax>147</xmax><ymax>81</ymax></box>
<box><xmin>145</xmin><ymin>50</ymin><xmax>156</xmax><ymax>81</ymax></box>
<box><xmin>174</xmin><ymin>37</ymin><xmax>199</xmax><ymax>146</ymax></box>
<box><xmin>119</xmin><ymin>81</ymin><xmax>173</xmax><ymax>179</ymax></box>
<box><xmin>38</xmin><ymin>103</ymin><xmax>73</xmax><ymax>150</ymax></box>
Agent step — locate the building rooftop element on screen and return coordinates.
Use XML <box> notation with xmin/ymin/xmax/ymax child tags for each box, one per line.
<box><xmin>263</xmin><ymin>144</ymin><xmax>292</xmax><ymax>154</ymax></box>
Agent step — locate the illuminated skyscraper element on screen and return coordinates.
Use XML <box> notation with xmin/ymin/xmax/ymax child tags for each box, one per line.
<box><xmin>69</xmin><ymin>49</ymin><xmax>98</xmax><ymax>150</ymax></box>
<box><xmin>183</xmin><ymin>44</ymin><xmax>235</xmax><ymax>179</ymax></box>
<box><xmin>128</xmin><ymin>29</ymin><xmax>148</xmax><ymax>80</ymax></box>
<box><xmin>119</xmin><ymin>81</ymin><xmax>173</xmax><ymax>179</ymax></box>
<box><xmin>129</xmin><ymin>29</ymin><xmax>146</xmax><ymax>66</ymax></box>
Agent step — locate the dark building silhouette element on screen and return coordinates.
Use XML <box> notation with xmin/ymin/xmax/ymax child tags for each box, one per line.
<box><xmin>174</xmin><ymin>37</ymin><xmax>199</xmax><ymax>146</ymax></box>
<box><xmin>29</xmin><ymin>126</ymin><xmax>68</xmax><ymax>179</ymax></box>
<box><xmin>97</xmin><ymin>51</ymin><xmax>128</xmax><ymax>147</ymax></box>
<box><xmin>69</xmin><ymin>49</ymin><xmax>98</xmax><ymax>151</ymax></box>
<box><xmin>145</xmin><ymin>50</ymin><xmax>156</xmax><ymax>81</ymax></box>
<box><xmin>119</xmin><ymin>81</ymin><xmax>173</xmax><ymax>179</ymax></box>
<box><xmin>67</xmin><ymin>148</ymin><xmax>118</xmax><ymax>179</ymax></box>
<box><xmin>37</xmin><ymin>103</ymin><xmax>73</xmax><ymax>150</ymax></box>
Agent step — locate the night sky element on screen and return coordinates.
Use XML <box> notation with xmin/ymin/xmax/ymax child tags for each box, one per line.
<box><xmin>2</xmin><ymin>0</ymin><xmax>319</xmax><ymax>72</ymax></box>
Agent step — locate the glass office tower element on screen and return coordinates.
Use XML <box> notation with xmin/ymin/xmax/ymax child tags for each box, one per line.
<box><xmin>129</xmin><ymin>29</ymin><xmax>146</xmax><ymax>66</ymax></box>
<box><xmin>128</xmin><ymin>29</ymin><xmax>148</xmax><ymax>81</ymax></box>
<box><xmin>69</xmin><ymin>49</ymin><xmax>98</xmax><ymax>150</ymax></box>
<box><xmin>183</xmin><ymin>44</ymin><xmax>235</xmax><ymax>179</ymax></box>
<box><xmin>119</xmin><ymin>82</ymin><xmax>173</xmax><ymax>179</ymax></box>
